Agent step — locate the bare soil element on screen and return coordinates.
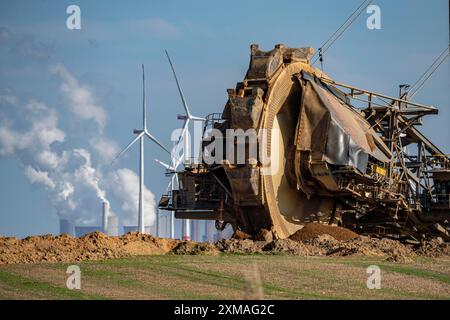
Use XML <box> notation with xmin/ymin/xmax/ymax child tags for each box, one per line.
<box><xmin>0</xmin><ymin>232</ymin><xmax>178</xmax><ymax>264</ymax></box>
<box><xmin>1</xmin><ymin>225</ymin><xmax>449</xmax><ymax>265</ymax></box>
<box><xmin>289</xmin><ymin>223</ymin><xmax>358</xmax><ymax>241</ymax></box>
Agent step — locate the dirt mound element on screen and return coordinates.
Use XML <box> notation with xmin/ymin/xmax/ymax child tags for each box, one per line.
<box><xmin>290</xmin><ymin>223</ymin><xmax>358</xmax><ymax>241</ymax></box>
<box><xmin>216</xmin><ymin>239</ymin><xmax>266</xmax><ymax>254</ymax></box>
<box><xmin>304</xmin><ymin>235</ymin><xmax>415</xmax><ymax>259</ymax></box>
<box><xmin>415</xmin><ymin>238</ymin><xmax>450</xmax><ymax>257</ymax></box>
<box><xmin>171</xmin><ymin>241</ymin><xmax>219</xmax><ymax>255</ymax></box>
<box><xmin>214</xmin><ymin>234</ymin><xmax>417</xmax><ymax>262</ymax></box>
<box><xmin>385</xmin><ymin>254</ymin><xmax>413</xmax><ymax>263</ymax></box>
<box><xmin>232</xmin><ymin>230</ymin><xmax>252</xmax><ymax>240</ymax></box>
<box><xmin>255</xmin><ymin>229</ymin><xmax>273</xmax><ymax>242</ymax></box>
<box><xmin>263</xmin><ymin>239</ymin><xmax>310</xmax><ymax>255</ymax></box>
<box><xmin>0</xmin><ymin>232</ymin><xmax>178</xmax><ymax>264</ymax></box>
<box><xmin>122</xmin><ymin>241</ymin><xmax>165</xmax><ymax>255</ymax></box>
<box><xmin>1</xmin><ymin>230</ymin><xmax>448</xmax><ymax>265</ymax></box>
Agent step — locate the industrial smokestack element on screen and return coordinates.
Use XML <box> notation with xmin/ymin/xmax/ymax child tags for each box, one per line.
<box><xmin>170</xmin><ymin>212</ymin><xmax>174</xmax><ymax>239</ymax></box>
<box><xmin>182</xmin><ymin>219</ymin><xmax>191</xmax><ymax>241</ymax></box>
<box><xmin>59</xmin><ymin>219</ymin><xmax>74</xmax><ymax>236</ymax></box>
<box><xmin>102</xmin><ymin>201</ymin><xmax>109</xmax><ymax>233</ymax></box>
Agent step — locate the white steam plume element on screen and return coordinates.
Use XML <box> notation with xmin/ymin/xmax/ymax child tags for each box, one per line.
<box><xmin>0</xmin><ymin>98</ymin><xmax>111</xmax><ymax>225</ymax></box>
<box><xmin>50</xmin><ymin>63</ymin><xmax>107</xmax><ymax>132</ymax></box>
<box><xmin>107</xmin><ymin>168</ymin><xmax>156</xmax><ymax>226</ymax></box>
<box><xmin>0</xmin><ymin>64</ymin><xmax>159</xmax><ymax>231</ymax></box>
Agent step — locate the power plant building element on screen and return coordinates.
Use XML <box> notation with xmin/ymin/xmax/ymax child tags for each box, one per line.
<box><xmin>75</xmin><ymin>226</ymin><xmax>102</xmax><ymax>237</ymax></box>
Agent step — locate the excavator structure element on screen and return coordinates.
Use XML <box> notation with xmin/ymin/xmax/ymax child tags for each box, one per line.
<box><xmin>159</xmin><ymin>44</ymin><xmax>450</xmax><ymax>241</ymax></box>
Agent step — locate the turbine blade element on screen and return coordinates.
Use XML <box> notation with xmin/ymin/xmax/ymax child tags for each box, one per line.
<box><xmin>167</xmin><ymin>148</ymin><xmax>184</xmax><ymax>170</ymax></box>
<box><xmin>145</xmin><ymin>131</ymin><xmax>170</xmax><ymax>154</ymax></box>
<box><xmin>169</xmin><ymin>141</ymin><xmax>184</xmax><ymax>168</ymax></box>
<box><xmin>175</xmin><ymin>118</ymin><xmax>189</xmax><ymax>147</ymax></box>
<box><xmin>174</xmin><ymin>153</ymin><xmax>184</xmax><ymax>169</ymax></box>
<box><xmin>142</xmin><ymin>64</ymin><xmax>147</xmax><ymax>131</ymax></box>
<box><xmin>190</xmin><ymin>115</ymin><xmax>206</xmax><ymax>121</ymax></box>
<box><xmin>154</xmin><ymin>158</ymin><xmax>171</xmax><ymax>170</ymax></box>
<box><xmin>111</xmin><ymin>132</ymin><xmax>144</xmax><ymax>164</ymax></box>
<box><xmin>165</xmin><ymin>50</ymin><xmax>191</xmax><ymax>117</ymax></box>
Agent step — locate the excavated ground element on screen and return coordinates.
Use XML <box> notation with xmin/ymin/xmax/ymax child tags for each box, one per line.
<box><xmin>1</xmin><ymin>224</ymin><xmax>449</xmax><ymax>265</ymax></box>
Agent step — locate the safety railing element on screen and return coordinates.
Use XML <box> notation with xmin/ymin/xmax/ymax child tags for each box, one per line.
<box><xmin>203</xmin><ymin>113</ymin><xmax>224</xmax><ymax>133</ymax></box>
<box><xmin>431</xmin><ymin>193</ymin><xmax>450</xmax><ymax>209</ymax></box>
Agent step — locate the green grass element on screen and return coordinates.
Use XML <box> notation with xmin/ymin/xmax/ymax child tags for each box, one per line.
<box><xmin>98</xmin><ymin>257</ymin><xmax>248</xmax><ymax>299</ymax></box>
<box><xmin>0</xmin><ymin>270</ymin><xmax>105</xmax><ymax>300</ymax></box>
<box><xmin>0</xmin><ymin>255</ymin><xmax>449</xmax><ymax>300</ymax></box>
<box><xmin>378</xmin><ymin>264</ymin><xmax>450</xmax><ymax>284</ymax></box>
<box><xmin>334</xmin><ymin>257</ymin><xmax>450</xmax><ymax>284</ymax></box>
<box><xmin>312</xmin><ymin>257</ymin><xmax>450</xmax><ymax>299</ymax></box>
<box><xmin>86</xmin><ymin>258</ymin><xmax>230</xmax><ymax>299</ymax></box>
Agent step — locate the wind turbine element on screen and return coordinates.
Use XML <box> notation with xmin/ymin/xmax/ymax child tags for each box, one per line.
<box><xmin>165</xmin><ymin>50</ymin><xmax>206</xmax><ymax>241</ymax></box>
<box><xmin>113</xmin><ymin>64</ymin><xmax>170</xmax><ymax>234</ymax></box>
<box><xmin>165</xmin><ymin>50</ymin><xmax>205</xmax><ymax>165</ymax></box>
<box><xmin>155</xmin><ymin>157</ymin><xmax>182</xmax><ymax>190</ymax></box>
<box><xmin>154</xmin><ymin>155</ymin><xmax>182</xmax><ymax>239</ymax></box>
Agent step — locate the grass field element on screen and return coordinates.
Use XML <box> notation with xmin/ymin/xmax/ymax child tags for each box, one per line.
<box><xmin>0</xmin><ymin>254</ymin><xmax>449</xmax><ymax>300</ymax></box>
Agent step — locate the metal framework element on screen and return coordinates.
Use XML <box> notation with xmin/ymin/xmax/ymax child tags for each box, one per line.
<box><xmin>159</xmin><ymin>44</ymin><xmax>450</xmax><ymax>241</ymax></box>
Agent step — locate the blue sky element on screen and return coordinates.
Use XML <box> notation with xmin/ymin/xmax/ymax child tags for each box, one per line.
<box><xmin>0</xmin><ymin>0</ymin><xmax>448</xmax><ymax>238</ymax></box>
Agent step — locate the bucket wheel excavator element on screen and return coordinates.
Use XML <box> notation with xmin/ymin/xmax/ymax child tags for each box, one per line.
<box><xmin>160</xmin><ymin>44</ymin><xmax>450</xmax><ymax>241</ymax></box>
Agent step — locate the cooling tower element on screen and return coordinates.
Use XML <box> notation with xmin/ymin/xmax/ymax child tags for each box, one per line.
<box><xmin>75</xmin><ymin>226</ymin><xmax>102</xmax><ymax>237</ymax></box>
<box><xmin>123</xmin><ymin>226</ymin><xmax>151</xmax><ymax>234</ymax></box>
<box><xmin>106</xmin><ymin>215</ymin><xmax>119</xmax><ymax>236</ymax></box>
<box><xmin>59</xmin><ymin>219</ymin><xmax>74</xmax><ymax>237</ymax></box>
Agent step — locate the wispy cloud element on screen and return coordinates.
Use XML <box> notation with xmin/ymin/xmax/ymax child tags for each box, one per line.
<box><xmin>0</xmin><ymin>94</ymin><xmax>18</xmax><ymax>106</ymax></box>
<box><xmin>126</xmin><ymin>18</ymin><xmax>181</xmax><ymax>39</ymax></box>
<box><xmin>24</xmin><ymin>165</ymin><xmax>55</xmax><ymax>189</ymax></box>
<box><xmin>50</xmin><ymin>63</ymin><xmax>107</xmax><ymax>131</ymax></box>
<box><xmin>0</xmin><ymin>100</ymin><xmax>65</xmax><ymax>156</ymax></box>
<box><xmin>89</xmin><ymin>136</ymin><xmax>119</xmax><ymax>164</ymax></box>
<box><xmin>0</xmin><ymin>26</ymin><xmax>54</xmax><ymax>60</ymax></box>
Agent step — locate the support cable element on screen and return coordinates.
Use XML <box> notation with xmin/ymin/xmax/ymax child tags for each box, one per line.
<box><xmin>312</xmin><ymin>0</ymin><xmax>374</xmax><ymax>66</ymax></box>
<box><xmin>409</xmin><ymin>46</ymin><xmax>450</xmax><ymax>98</ymax></box>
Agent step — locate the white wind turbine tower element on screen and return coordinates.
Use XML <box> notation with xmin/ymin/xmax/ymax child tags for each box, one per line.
<box><xmin>154</xmin><ymin>155</ymin><xmax>182</xmax><ymax>239</ymax></box>
<box><xmin>165</xmin><ymin>50</ymin><xmax>206</xmax><ymax>241</ymax></box>
<box><xmin>113</xmin><ymin>64</ymin><xmax>170</xmax><ymax>234</ymax></box>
